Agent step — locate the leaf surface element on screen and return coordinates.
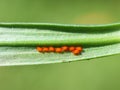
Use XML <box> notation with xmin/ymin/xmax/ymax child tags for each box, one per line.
<box><xmin>0</xmin><ymin>23</ymin><xmax>120</xmax><ymax>66</ymax></box>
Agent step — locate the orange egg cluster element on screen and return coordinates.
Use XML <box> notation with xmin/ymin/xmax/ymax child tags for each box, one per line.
<box><xmin>36</xmin><ymin>46</ymin><xmax>83</xmax><ymax>55</ymax></box>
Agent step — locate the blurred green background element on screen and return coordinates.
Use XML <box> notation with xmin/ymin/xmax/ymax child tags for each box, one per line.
<box><xmin>0</xmin><ymin>0</ymin><xmax>120</xmax><ymax>90</ymax></box>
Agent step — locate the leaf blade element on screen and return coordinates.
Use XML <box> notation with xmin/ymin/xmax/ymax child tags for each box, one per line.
<box><xmin>0</xmin><ymin>23</ymin><xmax>120</xmax><ymax>66</ymax></box>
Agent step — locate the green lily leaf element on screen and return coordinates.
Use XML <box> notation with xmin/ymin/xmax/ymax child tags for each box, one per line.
<box><xmin>0</xmin><ymin>23</ymin><xmax>120</xmax><ymax>66</ymax></box>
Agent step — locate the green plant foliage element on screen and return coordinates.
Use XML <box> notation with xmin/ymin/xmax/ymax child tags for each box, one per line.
<box><xmin>0</xmin><ymin>23</ymin><xmax>120</xmax><ymax>66</ymax></box>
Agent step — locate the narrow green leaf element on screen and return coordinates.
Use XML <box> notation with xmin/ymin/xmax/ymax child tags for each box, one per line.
<box><xmin>0</xmin><ymin>23</ymin><xmax>120</xmax><ymax>66</ymax></box>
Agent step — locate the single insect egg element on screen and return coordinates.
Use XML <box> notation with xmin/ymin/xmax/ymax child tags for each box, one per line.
<box><xmin>49</xmin><ymin>46</ymin><xmax>55</xmax><ymax>52</ymax></box>
<box><xmin>36</xmin><ymin>46</ymin><xmax>43</xmax><ymax>52</ymax></box>
<box><xmin>55</xmin><ymin>48</ymin><xmax>63</xmax><ymax>53</ymax></box>
<box><xmin>72</xmin><ymin>50</ymin><xmax>80</xmax><ymax>55</ymax></box>
<box><xmin>61</xmin><ymin>46</ymin><xmax>69</xmax><ymax>51</ymax></box>
<box><xmin>42</xmin><ymin>47</ymin><xmax>49</xmax><ymax>52</ymax></box>
<box><xmin>76</xmin><ymin>46</ymin><xmax>83</xmax><ymax>51</ymax></box>
<box><xmin>69</xmin><ymin>46</ymin><xmax>75</xmax><ymax>51</ymax></box>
